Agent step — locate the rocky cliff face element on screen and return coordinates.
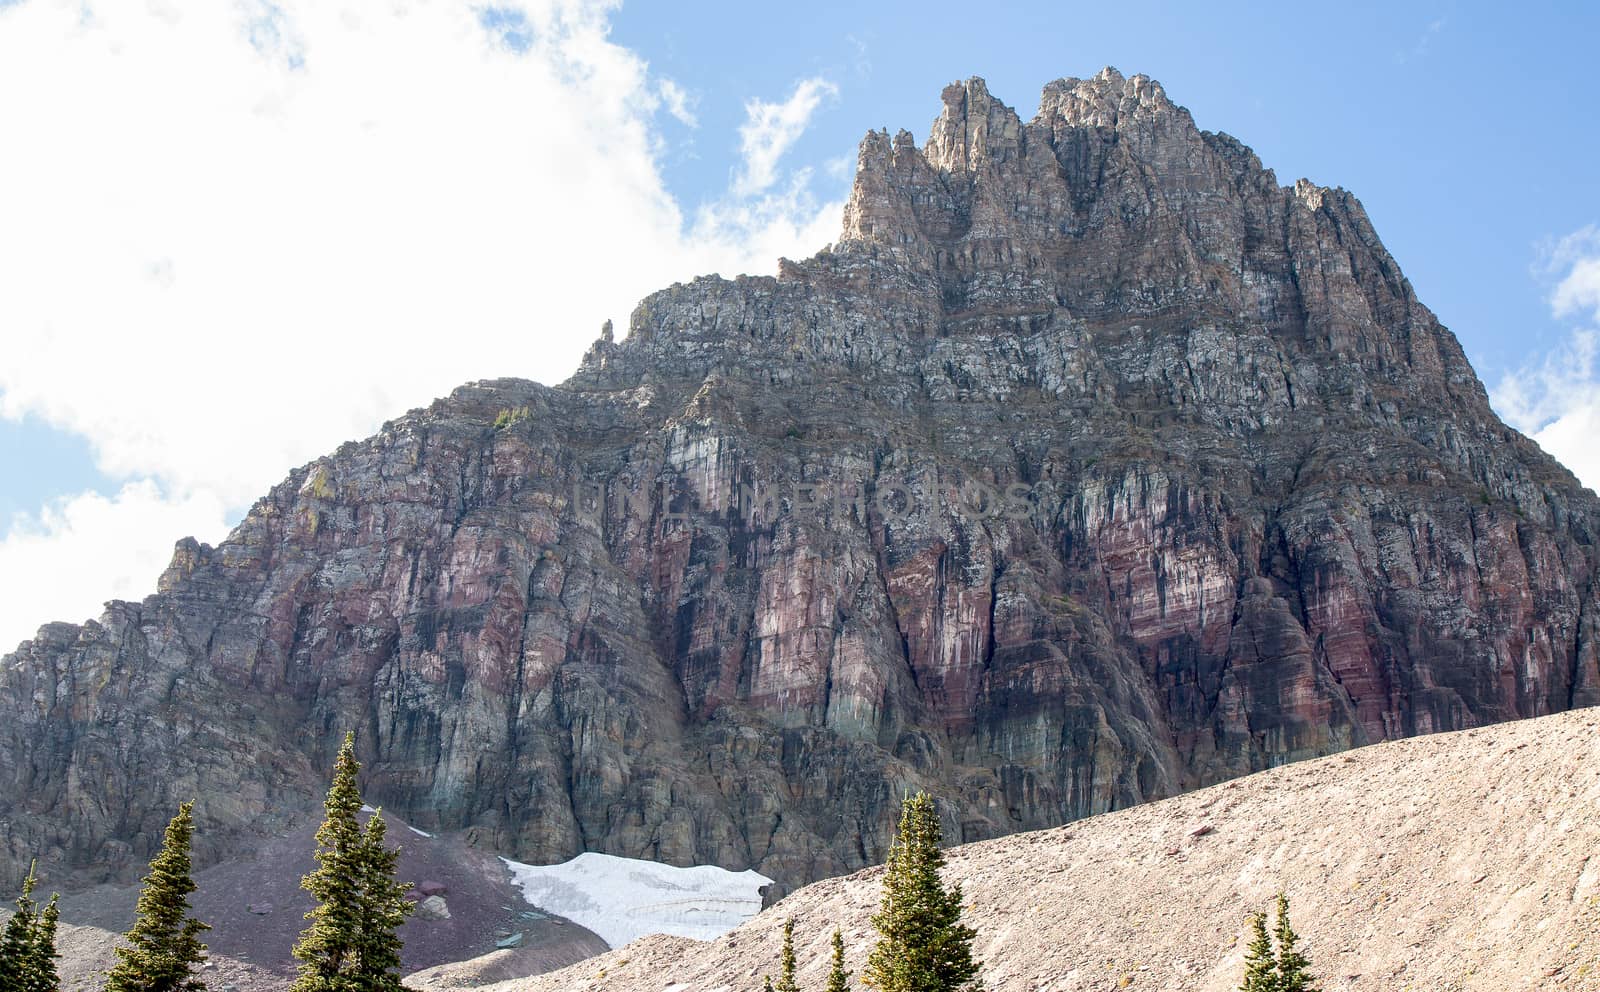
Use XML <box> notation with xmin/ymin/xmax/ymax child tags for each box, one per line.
<box><xmin>4</xmin><ymin>68</ymin><xmax>1598</xmax><ymax>896</ymax></box>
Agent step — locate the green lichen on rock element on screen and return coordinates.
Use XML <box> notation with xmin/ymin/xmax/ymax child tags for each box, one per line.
<box><xmin>304</xmin><ymin>465</ymin><xmax>335</xmax><ymax>500</ymax></box>
<box><xmin>493</xmin><ymin>407</ymin><xmax>532</xmax><ymax>431</ymax></box>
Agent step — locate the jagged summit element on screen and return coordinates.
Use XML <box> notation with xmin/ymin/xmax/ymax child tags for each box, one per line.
<box><xmin>612</xmin><ymin>69</ymin><xmax>1423</xmax><ymax>372</ymax></box>
<box><xmin>918</xmin><ymin>68</ymin><xmax>1194</xmax><ymax>174</ymax></box>
<box><xmin>833</xmin><ymin>68</ymin><xmax>1367</xmax><ymax>325</ymax></box>
<box><xmin>840</xmin><ymin>68</ymin><xmax>1217</xmax><ymax>242</ymax></box>
<box><xmin>843</xmin><ymin>68</ymin><xmax>1191</xmax><ymax>181</ymax></box>
<box><xmin>1039</xmin><ymin>66</ymin><xmax>1183</xmax><ymax>127</ymax></box>
<box><xmin>4</xmin><ymin>71</ymin><xmax>1597</xmax><ymax>923</ymax></box>
<box><xmin>608</xmin><ymin>69</ymin><xmax>1497</xmax><ymax>459</ymax></box>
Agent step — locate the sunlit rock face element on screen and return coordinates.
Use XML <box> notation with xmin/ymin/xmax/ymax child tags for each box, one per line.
<box><xmin>4</xmin><ymin>68</ymin><xmax>1597</xmax><ymax>898</ymax></box>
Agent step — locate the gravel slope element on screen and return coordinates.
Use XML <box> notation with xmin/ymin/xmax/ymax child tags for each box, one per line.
<box><xmin>483</xmin><ymin>708</ymin><xmax>1600</xmax><ymax>992</ymax></box>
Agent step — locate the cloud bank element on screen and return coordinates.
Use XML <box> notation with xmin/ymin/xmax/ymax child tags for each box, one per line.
<box><xmin>1492</xmin><ymin>226</ymin><xmax>1600</xmax><ymax>494</ymax></box>
<box><xmin>0</xmin><ymin>0</ymin><xmax>843</xmax><ymax>649</ymax></box>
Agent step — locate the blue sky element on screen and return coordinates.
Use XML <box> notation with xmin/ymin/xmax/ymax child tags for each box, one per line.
<box><xmin>0</xmin><ymin>0</ymin><xmax>1596</xmax><ymax>647</ymax></box>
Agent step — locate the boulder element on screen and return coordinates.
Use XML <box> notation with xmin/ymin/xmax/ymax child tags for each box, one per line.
<box><xmin>415</xmin><ymin>895</ymin><xmax>451</xmax><ymax>921</ymax></box>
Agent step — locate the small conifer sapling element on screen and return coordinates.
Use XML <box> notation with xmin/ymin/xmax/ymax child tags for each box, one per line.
<box><xmin>824</xmin><ymin>927</ymin><xmax>851</xmax><ymax>992</ymax></box>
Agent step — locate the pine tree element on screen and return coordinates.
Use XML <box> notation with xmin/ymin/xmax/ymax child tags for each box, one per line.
<box><xmin>105</xmin><ymin>802</ymin><xmax>211</xmax><ymax>992</ymax></box>
<box><xmin>1271</xmin><ymin>894</ymin><xmax>1318</xmax><ymax>992</ymax></box>
<box><xmin>773</xmin><ymin>918</ymin><xmax>799</xmax><ymax>992</ymax></box>
<box><xmin>291</xmin><ymin>732</ymin><xmax>414</xmax><ymax>992</ymax></box>
<box><xmin>351</xmin><ymin>811</ymin><xmax>414</xmax><ymax>990</ymax></box>
<box><xmin>293</xmin><ymin>732</ymin><xmax>370</xmax><ymax>992</ymax></box>
<box><xmin>1238</xmin><ymin>911</ymin><xmax>1277</xmax><ymax>992</ymax></box>
<box><xmin>824</xmin><ymin>927</ymin><xmax>850</xmax><ymax>992</ymax></box>
<box><xmin>1237</xmin><ymin>894</ymin><xmax>1318</xmax><ymax>992</ymax></box>
<box><xmin>863</xmin><ymin>792</ymin><xmax>982</xmax><ymax>992</ymax></box>
<box><xmin>0</xmin><ymin>863</ymin><xmax>62</xmax><ymax>992</ymax></box>
<box><xmin>0</xmin><ymin>862</ymin><xmax>40</xmax><ymax>990</ymax></box>
<box><xmin>27</xmin><ymin>894</ymin><xmax>61</xmax><ymax>992</ymax></box>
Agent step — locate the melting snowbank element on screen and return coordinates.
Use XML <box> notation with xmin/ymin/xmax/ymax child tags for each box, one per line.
<box><xmin>500</xmin><ymin>852</ymin><xmax>771</xmax><ymax>949</ymax></box>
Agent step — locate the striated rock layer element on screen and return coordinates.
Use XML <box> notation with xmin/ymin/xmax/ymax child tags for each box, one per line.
<box><xmin>3</xmin><ymin>68</ymin><xmax>1598</xmax><ymax>897</ymax></box>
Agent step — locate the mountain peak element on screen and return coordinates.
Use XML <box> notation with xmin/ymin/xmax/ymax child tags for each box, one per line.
<box><xmin>6</xmin><ymin>71</ymin><xmax>1598</xmax><ymax>957</ymax></box>
<box><xmin>839</xmin><ymin>69</ymin><xmax>1208</xmax><ymax>255</ymax></box>
<box><xmin>1036</xmin><ymin>66</ymin><xmax>1183</xmax><ymax>129</ymax></box>
<box><xmin>923</xmin><ymin>76</ymin><xmax>1024</xmax><ymax>173</ymax></box>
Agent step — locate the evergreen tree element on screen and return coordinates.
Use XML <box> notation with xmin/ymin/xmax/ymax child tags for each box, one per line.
<box><xmin>0</xmin><ymin>862</ymin><xmax>40</xmax><ymax>990</ymax></box>
<box><xmin>351</xmin><ymin>811</ymin><xmax>414</xmax><ymax>990</ymax></box>
<box><xmin>1237</xmin><ymin>894</ymin><xmax>1319</xmax><ymax>992</ymax></box>
<box><xmin>105</xmin><ymin>803</ymin><xmax>211</xmax><ymax>992</ymax></box>
<box><xmin>863</xmin><ymin>792</ymin><xmax>982</xmax><ymax>992</ymax></box>
<box><xmin>293</xmin><ymin>732</ymin><xmax>370</xmax><ymax>992</ymax></box>
<box><xmin>1271</xmin><ymin>894</ymin><xmax>1318</xmax><ymax>992</ymax></box>
<box><xmin>1238</xmin><ymin>911</ymin><xmax>1277</xmax><ymax>992</ymax></box>
<box><xmin>291</xmin><ymin>732</ymin><xmax>414</xmax><ymax>992</ymax></box>
<box><xmin>27</xmin><ymin>894</ymin><xmax>61</xmax><ymax>992</ymax></box>
<box><xmin>0</xmin><ymin>862</ymin><xmax>62</xmax><ymax>992</ymax></box>
<box><xmin>824</xmin><ymin>927</ymin><xmax>850</xmax><ymax>992</ymax></box>
<box><xmin>773</xmin><ymin>918</ymin><xmax>798</xmax><ymax>992</ymax></box>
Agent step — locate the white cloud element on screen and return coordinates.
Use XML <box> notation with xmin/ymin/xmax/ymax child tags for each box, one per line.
<box><xmin>0</xmin><ymin>0</ymin><xmax>845</xmax><ymax>649</ymax></box>
<box><xmin>0</xmin><ymin>483</ymin><xmax>232</xmax><ymax>650</ymax></box>
<box><xmin>1394</xmin><ymin>16</ymin><xmax>1447</xmax><ymax>65</ymax></box>
<box><xmin>658</xmin><ymin>77</ymin><xmax>698</xmax><ymax>127</ymax></box>
<box><xmin>692</xmin><ymin>170</ymin><xmax>841</xmax><ymax>269</ymax></box>
<box><xmin>1548</xmin><ymin>225</ymin><xmax>1600</xmax><ymax>320</ymax></box>
<box><xmin>733</xmin><ymin>77</ymin><xmax>839</xmax><ymax>197</ymax></box>
<box><xmin>1491</xmin><ymin>228</ymin><xmax>1600</xmax><ymax>494</ymax></box>
<box><xmin>844</xmin><ymin>32</ymin><xmax>871</xmax><ymax>79</ymax></box>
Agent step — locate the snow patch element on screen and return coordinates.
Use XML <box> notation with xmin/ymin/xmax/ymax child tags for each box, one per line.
<box><xmin>408</xmin><ymin>826</ymin><xmax>434</xmax><ymax>838</ymax></box>
<box><xmin>500</xmin><ymin>852</ymin><xmax>771</xmax><ymax>949</ymax></box>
